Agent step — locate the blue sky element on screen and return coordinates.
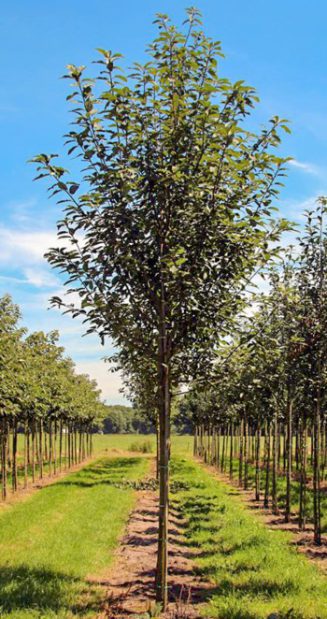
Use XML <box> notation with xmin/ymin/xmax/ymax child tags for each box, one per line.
<box><xmin>1</xmin><ymin>0</ymin><xmax>326</xmax><ymax>403</ymax></box>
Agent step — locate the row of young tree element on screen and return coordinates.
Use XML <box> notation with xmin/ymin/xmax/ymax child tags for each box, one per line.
<box><xmin>181</xmin><ymin>199</ymin><xmax>327</xmax><ymax>545</ymax></box>
<box><xmin>0</xmin><ymin>294</ymin><xmax>105</xmax><ymax>500</ymax></box>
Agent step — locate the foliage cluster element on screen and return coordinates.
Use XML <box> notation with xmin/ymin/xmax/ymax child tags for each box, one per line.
<box><xmin>0</xmin><ymin>294</ymin><xmax>106</xmax><ymax>499</ymax></box>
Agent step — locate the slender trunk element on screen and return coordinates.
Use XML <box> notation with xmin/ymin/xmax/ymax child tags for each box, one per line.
<box><xmin>272</xmin><ymin>410</ymin><xmax>279</xmax><ymax>515</ymax></box>
<box><xmin>27</xmin><ymin>427</ymin><xmax>30</xmax><ymax>465</ymax></box>
<box><xmin>255</xmin><ymin>422</ymin><xmax>261</xmax><ymax>501</ymax></box>
<box><xmin>277</xmin><ymin>423</ymin><xmax>282</xmax><ymax>472</ymax></box>
<box><xmin>68</xmin><ymin>425</ymin><xmax>71</xmax><ymax>468</ymax></box>
<box><xmin>156</xmin><ymin>416</ymin><xmax>160</xmax><ymax>479</ymax></box>
<box><xmin>295</xmin><ymin>423</ymin><xmax>300</xmax><ymax>471</ymax></box>
<box><xmin>264</xmin><ymin>422</ymin><xmax>271</xmax><ymax>508</ymax></box>
<box><xmin>299</xmin><ymin>417</ymin><xmax>307</xmax><ymax>531</ymax></box>
<box><xmin>221</xmin><ymin>428</ymin><xmax>226</xmax><ymax>472</ymax></box>
<box><xmin>39</xmin><ymin>419</ymin><xmax>43</xmax><ymax>479</ymax></box>
<box><xmin>49</xmin><ymin>421</ymin><xmax>53</xmax><ymax>477</ymax></box>
<box><xmin>78</xmin><ymin>428</ymin><xmax>82</xmax><ymax>463</ymax></box>
<box><xmin>229</xmin><ymin>423</ymin><xmax>234</xmax><ymax>480</ymax></box>
<box><xmin>59</xmin><ymin>419</ymin><xmax>63</xmax><ymax>473</ymax></box>
<box><xmin>239</xmin><ymin>419</ymin><xmax>244</xmax><ymax>486</ymax></box>
<box><xmin>74</xmin><ymin>429</ymin><xmax>78</xmax><ymax>464</ymax></box>
<box><xmin>313</xmin><ymin>382</ymin><xmax>321</xmax><ymax>545</ymax></box>
<box><xmin>32</xmin><ymin>420</ymin><xmax>36</xmax><ymax>482</ymax></box>
<box><xmin>155</xmin><ymin>290</ymin><xmax>170</xmax><ymax>610</ymax></box>
<box><xmin>44</xmin><ymin>428</ymin><xmax>48</xmax><ymax>462</ymax></box>
<box><xmin>216</xmin><ymin>426</ymin><xmax>220</xmax><ymax>469</ymax></box>
<box><xmin>24</xmin><ymin>419</ymin><xmax>28</xmax><ymax>489</ymax></box>
<box><xmin>243</xmin><ymin>416</ymin><xmax>248</xmax><ymax>490</ymax></box>
<box><xmin>285</xmin><ymin>394</ymin><xmax>293</xmax><ymax>523</ymax></box>
<box><xmin>12</xmin><ymin>419</ymin><xmax>18</xmax><ymax>492</ymax></box>
<box><xmin>1</xmin><ymin>418</ymin><xmax>8</xmax><ymax>500</ymax></box>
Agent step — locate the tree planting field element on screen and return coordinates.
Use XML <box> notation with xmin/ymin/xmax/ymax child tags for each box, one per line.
<box><xmin>1</xmin><ymin>435</ymin><xmax>327</xmax><ymax>618</ymax></box>
<box><xmin>2</xmin><ymin>6</ymin><xmax>327</xmax><ymax>619</ymax></box>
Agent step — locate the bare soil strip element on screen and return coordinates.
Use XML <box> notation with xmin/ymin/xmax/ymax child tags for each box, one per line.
<box><xmin>198</xmin><ymin>459</ymin><xmax>327</xmax><ymax>573</ymax></box>
<box><xmin>96</xmin><ymin>462</ymin><xmax>212</xmax><ymax>619</ymax></box>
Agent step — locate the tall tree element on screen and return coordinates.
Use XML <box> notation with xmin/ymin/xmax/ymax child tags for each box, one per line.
<box><xmin>32</xmin><ymin>9</ymin><xmax>290</xmax><ymax>606</ymax></box>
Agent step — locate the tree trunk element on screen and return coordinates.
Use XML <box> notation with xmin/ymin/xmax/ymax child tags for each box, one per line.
<box><xmin>313</xmin><ymin>384</ymin><xmax>322</xmax><ymax>545</ymax></box>
<box><xmin>272</xmin><ymin>410</ymin><xmax>279</xmax><ymax>515</ymax></box>
<box><xmin>229</xmin><ymin>423</ymin><xmax>234</xmax><ymax>480</ymax></box>
<box><xmin>255</xmin><ymin>422</ymin><xmax>261</xmax><ymax>501</ymax></box>
<box><xmin>264</xmin><ymin>421</ymin><xmax>271</xmax><ymax>508</ymax></box>
<box><xmin>156</xmin><ymin>416</ymin><xmax>160</xmax><ymax>478</ymax></box>
<box><xmin>299</xmin><ymin>417</ymin><xmax>307</xmax><ymax>531</ymax></box>
<box><xmin>59</xmin><ymin>419</ymin><xmax>63</xmax><ymax>472</ymax></box>
<box><xmin>221</xmin><ymin>428</ymin><xmax>226</xmax><ymax>472</ymax></box>
<box><xmin>285</xmin><ymin>394</ymin><xmax>293</xmax><ymax>523</ymax></box>
<box><xmin>54</xmin><ymin>420</ymin><xmax>57</xmax><ymax>475</ymax></box>
<box><xmin>12</xmin><ymin>419</ymin><xmax>18</xmax><ymax>492</ymax></box>
<box><xmin>239</xmin><ymin>419</ymin><xmax>244</xmax><ymax>486</ymax></box>
<box><xmin>1</xmin><ymin>418</ymin><xmax>8</xmax><ymax>500</ymax></box>
<box><xmin>31</xmin><ymin>420</ymin><xmax>36</xmax><ymax>482</ymax></box>
<box><xmin>49</xmin><ymin>421</ymin><xmax>53</xmax><ymax>477</ymax></box>
<box><xmin>24</xmin><ymin>419</ymin><xmax>28</xmax><ymax>489</ymax></box>
<box><xmin>39</xmin><ymin>419</ymin><xmax>43</xmax><ymax>479</ymax></box>
<box><xmin>243</xmin><ymin>416</ymin><xmax>248</xmax><ymax>490</ymax></box>
<box><xmin>155</xmin><ymin>299</ymin><xmax>170</xmax><ymax>610</ymax></box>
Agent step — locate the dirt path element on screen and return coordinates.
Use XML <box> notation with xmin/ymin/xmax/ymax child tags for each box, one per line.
<box><xmin>97</xmin><ymin>461</ymin><xmax>212</xmax><ymax>619</ymax></box>
<box><xmin>198</xmin><ymin>459</ymin><xmax>327</xmax><ymax>573</ymax></box>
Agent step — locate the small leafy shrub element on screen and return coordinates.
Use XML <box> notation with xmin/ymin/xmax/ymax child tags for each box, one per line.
<box><xmin>129</xmin><ymin>440</ymin><xmax>153</xmax><ymax>454</ymax></box>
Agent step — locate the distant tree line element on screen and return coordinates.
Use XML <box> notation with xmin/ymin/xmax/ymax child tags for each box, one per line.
<box><xmin>0</xmin><ymin>294</ymin><xmax>106</xmax><ymax>500</ymax></box>
<box><xmin>96</xmin><ymin>405</ymin><xmax>155</xmax><ymax>434</ymax></box>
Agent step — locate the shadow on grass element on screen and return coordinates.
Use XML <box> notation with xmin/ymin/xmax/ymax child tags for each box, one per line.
<box><xmin>0</xmin><ymin>564</ymin><xmax>100</xmax><ymax>615</ymax></box>
<box><xmin>171</xmin><ymin>459</ymin><xmax>309</xmax><ymax>619</ymax></box>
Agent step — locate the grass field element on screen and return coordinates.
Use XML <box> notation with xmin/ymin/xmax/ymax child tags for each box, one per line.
<box><xmin>2</xmin><ymin>434</ymin><xmax>327</xmax><ymax>618</ymax></box>
<box><xmin>171</xmin><ymin>456</ymin><xmax>327</xmax><ymax>619</ymax></box>
<box><xmin>91</xmin><ymin>432</ymin><xmax>193</xmax><ymax>456</ymax></box>
<box><xmin>0</xmin><ymin>454</ymin><xmax>149</xmax><ymax>618</ymax></box>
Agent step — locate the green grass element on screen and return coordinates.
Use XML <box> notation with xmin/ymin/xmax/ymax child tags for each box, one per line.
<box><xmin>222</xmin><ymin>454</ymin><xmax>327</xmax><ymax>533</ymax></box>
<box><xmin>171</xmin><ymin>456</ymin><xmax>327</xmax><ymax>619</ymax></box>
<box><xmin>0</xmin><ymin>455</ymin><xmax>149</xmax><ymax>618</ymax></box>
<box><xmin>8</xmin><ymin>433</ymin><xmax>192</xmax><ymax>495</ymax></box>
<box><xmin>91</xmin><ymin>432</ymin><xmax>193</xmax><ymax>456</ymax></box>
<box><xmin>4</xmin><ymin>435</ymin><xmax>326</xmax><ymax>618</ymax></box>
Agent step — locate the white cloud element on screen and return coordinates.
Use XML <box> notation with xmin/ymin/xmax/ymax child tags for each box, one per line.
<box><xmin>0</xmin><ymin>274</ymin><xmax>27</xmax><ymax>284</ymax></box>
<box><xmin>281</xmin><ymin>194</ymin><xmax>326</xmax><ymax>224</ymax></box>
<box><xmin>289</xmin><ymin>159</ymin><xmax>320</xmax><ymax>176</ymax></box>
<box><xmin>0</xmin><ymin>226</ymin><xmax>56</xmax><ymax>264</ymax></box>
<box><xmin>0</xmin><ymin>219</ymin><xmax>126</xmax><ymax>405</ymax></box>
<box><xmin>74</xmin><ymin>359</ymin><xmax>128</xmax><ymax>405</ymax></box>
<box><xmin>23</xmin><ymin>267</ymin><xmax>60</xmax><ymax>288</ymax></box>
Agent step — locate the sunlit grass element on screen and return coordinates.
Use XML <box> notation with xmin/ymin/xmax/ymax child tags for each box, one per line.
<box><xmin>0</xmin><ymin>455</ymin><xmax>148</xmax><ymax>618</ymax></box>
<box><xmin>171</xmin><ymin>456</ymin><xmax>327</xmax><ymax>619</ymax></box>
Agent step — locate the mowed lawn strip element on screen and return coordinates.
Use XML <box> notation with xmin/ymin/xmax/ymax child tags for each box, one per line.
<box><xmin>0</xmin><ymin>455</ymin><xmax>149</xmax><ymax>619</ymax></box>
<box><xmin>171</xmin><ymin>456</ymin><xmax>327</xmax><ymax>619</ymax></box>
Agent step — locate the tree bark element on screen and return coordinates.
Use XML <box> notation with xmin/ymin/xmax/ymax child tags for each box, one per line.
<box><xmin>155</xmin><ymin>290</ymin><xmax>170</xmax><ymax>610</ymax></box>
<box><xmin>285</xmin><ymin>392</ymin><xmax>293</xmax><ymax>523</ymax></box>
<box><xmin>272</xmin><ymin>410</ymin><xmax>279</xmax><ymax>515</ymax></box>
<box><xmin>264</xmin><ymin>421</ymin><xmax>271</xmax><ymax>508</ymax></box>
<box><xmin>229</xmin><ymin>423</ymin><xmax>234</xmax><ymax>480</ymax></box>
<box><xmin>12</xmin><ymin>419</ymin><xmax>18</xmax><ymax>492</ymax></box>
<box><xmin>255</xmin><ymin>422</ymin><xmax>261</xmax><ymax>501</ymax></box>
<box><xmin>313</xmin><ymin>381</ymin><xmax>322</xmax><ymax>545</ymax></box>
